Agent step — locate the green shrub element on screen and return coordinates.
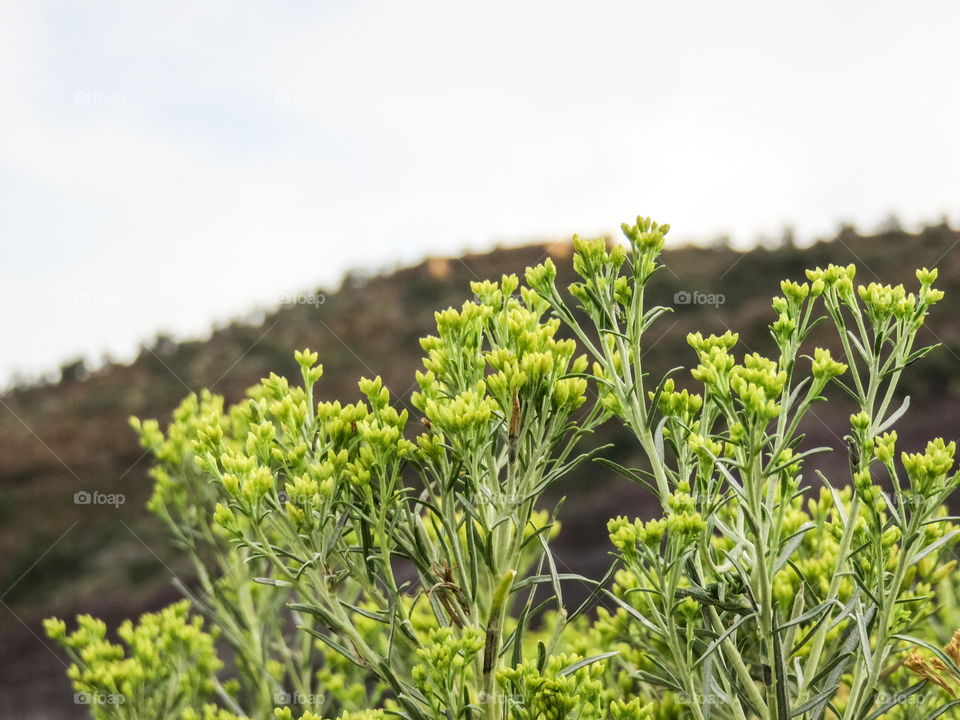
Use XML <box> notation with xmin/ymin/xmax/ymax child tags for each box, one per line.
<box><xmin>47</xmin><ymin>217</ymin><xmax>960</xmax><ymax>720</ymax></box>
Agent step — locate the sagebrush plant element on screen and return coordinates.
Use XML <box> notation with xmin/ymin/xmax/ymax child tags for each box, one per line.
<box><xmin>46</xmin><ymin>216</ymin><xmax>960</xmax><ymax>720</ymax></box>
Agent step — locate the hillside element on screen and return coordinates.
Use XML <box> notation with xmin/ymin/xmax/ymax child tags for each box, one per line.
<box><xmin>2</xmin><ymin>224</ymin><xmax>959</xmax><ymax>718</ymax></box>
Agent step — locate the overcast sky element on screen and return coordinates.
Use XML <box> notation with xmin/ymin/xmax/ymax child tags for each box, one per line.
<box><xmin>2</xmin><ymin>1</ymin><xmax>958</xmax><ymax>384</ymax></box>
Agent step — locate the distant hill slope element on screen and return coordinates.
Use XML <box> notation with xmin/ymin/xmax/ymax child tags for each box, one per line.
<box><xmin>2</xmin><ymin>224</ymin><xmax>959</xmax><ymax>717</ymax></box>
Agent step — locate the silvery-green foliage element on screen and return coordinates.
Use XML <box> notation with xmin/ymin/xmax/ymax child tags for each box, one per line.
<box><xmin>526</xmin><ymin>219</ymin><xmax>958</xmax><ymax>720</ymax></box>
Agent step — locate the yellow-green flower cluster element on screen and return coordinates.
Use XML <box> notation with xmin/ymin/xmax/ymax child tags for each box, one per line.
<box><xmin>355</xmin><ymin>378</ymin><xmax>414</xmax><ymax>460</ymax></box>
<box><xmin>853</xmin><ymin>468</ymin><xmax>881</xmax><ymax>509</ymax></box>
<box><xmin>857</xmin><ymin>282</ymin><xmax>918</xmax><ymax>323</ymax></box>
<box><xmin>608</xmin><ymin>516</ymin><xmax>666</xmax><ymax>555</ymax></box>
<box><xmin>416</xmin><ymin>382</ymin><xmax>497</xmax><ymax>452</ymax></box>
<box><xmin>902</xmin><ymin>438</ymin><xmax>957</xmax><ymax>495</ymax></box>
<box><xmin>45</xmin><ymin>601</ymin><xmax>223</xmax><ymax>720</ymax></box>
<box><xmin>525</xmin><ymin>257</ymin><xmax>558</xmax><ymax>297</ymax></box>
<box><xmin>134</xmin><ymin>349</ymin><xmax>420</xmax><ymax>551</ymax></box>
<box><xmin>687</xmin><ymin>331</ymin><xmax>738</xmax><ymax>355</ymax></box>
<box><xmin>688</xmin><ymin>331</ymin><xmax>738</xmax><ymax>389</ymax></box>
<box><xmin>412</xmin><ymin>626</ymin><xmax>484</xmax><ymax>683</ymax></box>
<box><xmin>414</xmin><ymin>277</ymin><xmax>590</xmax><ymax>463</ymax></box>
<box><xmin>874</xmin><ymin>431</ymin><xmax>898</xmax><ymax>465</ymax></box>
<box><xmin>665</xmin><ymin>485</ymin><xmax>706</xmax><ymax>539</ymax></box>
<box><xmin>487</xmin><ymin>274</ymin><xmax>560</xmax><ymax>318</ymax></box>
<box><xmin>805</xmin><ymin>263</ymin><xmax>856</xmax><ymax>299</ymax></box>
<box><xmin>620</xmin><ymin>217</ymin><xmax>670</xmax><ymax>284</ymax></box>
<box><xmin>295</xmin><ymin>347</ymin><xmax>324</xmax><ymax>382</ymax></box>
<box><xmin>312</xmin><ymin>400</ymin><xmax>362</xmax><ymax>451</ymax></box>
<box><xmin>250</xmin><ymin>372</ymin><xmax>312</xmax><ymax>441</ymax></box>
<box><xmin>275</xmin><ymin>710</ymin><xmax>386</xmax><ymax>720</ymax></box>
<box><xmin>771</xmin><ymin>502</ymin><xmax>847</xmax><ymax>605</ymax></box>
<box><xmin>728</xmin><ymin>353</ymin><xmax>787</xmax><ymax>421</ymax></box>
<box><xmin>811</xmin><ymin>347</ymin><xmax>847</xmax><ymax>382</ymax></box>
<box><xmin>770</xmin><ymin>446</ymin><xmax>803</xmax><ymax>479</ymax></box>
<box><xmin>567</xmin><ymin>242</ymin><xmax>630</xmax><ymax>312</ymax></box>
<box><xmin>651</xmin><ymin>379</ymin><xmax>702</xmax><ymax>422</ymax></box>
<box><xmin>279</xmin><ymin>376</ymin><xmax>406</xmax><ymax>502</ymax></box>
<box><xmin>419</xmin><ymin>302</ymin><xmax>492</xmax><ymax>384</ymax></box>
<box><xmin>688</xmin><ymin>432</ymin><xmax>723</xmax><ymax>461</ymax></box>
<box><xmin>571</xmin><ymin>235</ymin><xmax>627</xmax><ymax>283</ymax></box>
<box><xmin>131</xmin><ymin>390</ymin><xmax>227</xmax><ymax>518</ymax></box>
<box><xmin>410</xmin><ymin>626</ymin><xmax>484</xmax><ymax>717</ymax></box>
<box><xmin>609</xmin><ymin>698</ymin><xmax>654</xmax><ymax>720</ymax></box>
<box><xmin>770</xmin><ymin>307</ymin><xmax>796</xmax><ymax>344</ymax></box>
<box><xmin>620</xmin><ymin>216</ymin><xmax>670</xmax><ymax>253</ymax></box>
<box><xmin>771</xmin><ymin>280</ymin><xmax>811</xmax><ymax>343</ymax></box>
<box><xmin>917</xmin><ymin>267</ymin><xmax>945</xmax><ymax>305</ymax></box>
<box><xmin>486</xmin><ymin>340</ymin><xmax>587</xmax><ymax>415</ymax></box>
<box><xmin>780</xmin><ymin>279</ymin><xmax>810</xmax><ymax>306</ymax></box>
<box><xmin>182</xmin><ymin>706</ymin><xmax>246</xmax><ymax>720</ymax></box>
<box><xmin>498</xmin><ymin>653</ymin><xmax>607</xmax><ymax>720</ymax></box>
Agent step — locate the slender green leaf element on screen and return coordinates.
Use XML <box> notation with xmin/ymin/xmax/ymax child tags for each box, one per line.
<box><xmin>558</xmin><ymin>651</ymin><xmax>620</xmax><ymax>677</ymax></box>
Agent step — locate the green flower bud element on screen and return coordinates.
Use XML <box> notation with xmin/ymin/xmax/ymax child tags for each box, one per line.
<box><xmin>853</xmin><ymin>469</ymin><xmax>873</xmax><ymax>493</ymax></box>
<box><xmin>772</xmin><ymin>314</ymin><xmax>796</xmax><ymax>341</ymax></box>
<box><xmin>639</xmin><ymin>518</ymin><xmax>666</xmax><ymax>547</ymax></box>
<box><xmin>247</xmin><ymin>466</ymin><xmax>275</xmax><ymax>500</ymax></box>
<box><xmin>930</xmin><ymin>560</ymin><xmax>957</xmax><ymax>585</ymax></box>
<box><xmin>43</xmin><ymin>617</ymin><xmax>67</xmax><ymax>640</ymax></box>
<box><xmin>811</xmin><ymin>348</ymin><xmax>847</xmax><ymax>380</ymax></box>
<box><xmin>687</xmin><ymin>330</ymin><xmax>738</xmax><ymax>353</ymax></box>
<box><xmin>666</xmin><ymin>510</ymin><xmax>706</xmax><ymax>537</ymax></box>
<box><xmin>902</xmin><ymin>438</ymin><xmax>956</xmax><ymax>493</ymax></box>
<box><xmin>609</xmin><ymin>698</ymin><xmax>653</xmax><ymax>720</ymax></box>
<box><xmin>875</xmin><ymin>431</ymin><xmax>897</xmax><ymax>464</ymax></box>
<box><xmin>222</xmin><ymin>473</ymin><xmax>240</xmax><ymax>496</ymax></box>
<box><xmin>881</xmin><ymin>525</ymin><xmax>902</xmax><ymax>548</ymax></box>
<box><xmin>850</xmin><ymin>412</ymin><xmax>870</xmax><ymax>432</ymax></box>
<box><xmin>781</xmin><ymin>280</ymin><xmax>810</xmax><ymax>304</ymax></box>
<box><xmin>916</xmin><ymin>267</ymin><xmax>939</xmax><ymax>287</ymax></box>
<box><xmin>921</xmin><ymin>286</ymin><xmax>945</xmax><ymax>305</ymax></box>
<box><xmin>294</xmin><ymin>348</ymin><xmax>319</xmax><ymax>369</ymax></box>
<box><xmin>621</xmin><ymin>216</ymin><xmax>668</xmax><ymax>253</ymax></box>
<box><xmin>608</xmin><ymin>516</ymin><xmax>641</xmax><ymax>554</ymax></box>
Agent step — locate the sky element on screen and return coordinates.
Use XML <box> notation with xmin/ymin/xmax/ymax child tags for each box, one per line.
<box><xmin>2</xmin><ymin>1</ymin><xmax>959</xmax><ymax>385</ymax></box>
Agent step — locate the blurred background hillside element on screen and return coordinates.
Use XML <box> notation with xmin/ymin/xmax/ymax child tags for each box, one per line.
<box><xmin>3</xmin><ymin>224</ymin><xmax>960</xmax><ymax>717</ymax></box>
